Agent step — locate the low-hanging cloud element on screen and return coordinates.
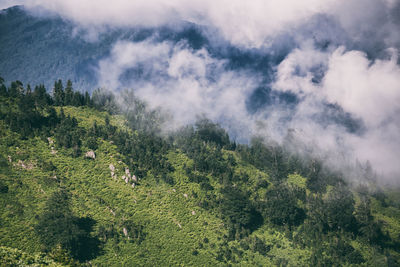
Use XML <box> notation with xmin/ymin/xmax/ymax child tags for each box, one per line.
<box><xmin>6</xmin><ymin>0</ymin><xmax>400</xmax><ymax>183</ymax></box>
<box><xmin>95</xmin><ymin>37</ymin><xmax>400</xmax><ymax>183</ymax></box>
<box><xmin>22</xmin><ymin>0</ymin><xmax>400</xmax><ymax>50</ymax></box>
<box><xmin>271</xmin><ymin>44</ymin><xmax>400</xmax><ymax>182</ymax></box>
<box><xmin>97</xmin><ymin>40</ymin><xmax>259</xmax><ymax>138</ymax></box>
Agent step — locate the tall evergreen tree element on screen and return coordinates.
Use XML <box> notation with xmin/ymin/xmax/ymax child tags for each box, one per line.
<box><xmin>34</xmin><ymin>84</ymin><xmax>51</xmax><ymax>107</ymax></box>
<box><xmin>72</xmin><ymin>91</ymin><xmax>84</xmax><ymax>106</ymax></box>
<box><xmin>53</xmin><ymin>79</ymin><xmax>64</xmax><ymax>106</ymax></box>
<box><xmin>64</xmin><ymin>80</ymin><xmax>73</xmax><ymax>106</ymax></box>
<box><xmin>84</xmin><ymin>91</ymin><xmax>92</xmax><ymax>107</ymax></box>
<box><xmin>0</xmin><ymin>76</ymin><xmax>6</xmax><ymax>96</ymax></box>
<box><xmin>9</xmin><ymin>80</ymin><xmax>24</xmax><ymax>98</ymax></box>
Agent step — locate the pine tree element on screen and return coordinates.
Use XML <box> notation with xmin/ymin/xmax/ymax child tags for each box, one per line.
<box><xmin>64</xmin><ymin>80</ymin><xmax>73</xmax><ymax>106</ymax></box>
<box><xmin>0</xmin><ymin>76</ymin><xmax>7</xmax><ymax>96</ymax></box>
<box><xmin>34</xmin><ymin>84</ymin><xmax>51</xmax><ymax>107</ymax></box>
<box><xmin>9</xmin><ymin>80</ymin><xmax>23</xmax><ymax>98</ymax></box>
<box><xmin>53</xmin><ymin>79</ymin><xmax>65</xmax><ymax>106</ymax></box>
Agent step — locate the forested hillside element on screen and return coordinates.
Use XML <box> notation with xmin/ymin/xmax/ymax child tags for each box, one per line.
<box><xmin>0</xmin><ymin>78</ymin><xmax>399</xmax><ymax>266</ymax></box>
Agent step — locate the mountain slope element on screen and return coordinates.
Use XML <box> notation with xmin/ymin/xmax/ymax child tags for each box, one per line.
<box><xmin>0</xmin><ymin>81</ymin><xmax>399</xmax><ymax>266</ymax></box>
<box><xmin>0</xmin><ymin>106</ymin><xmax>308</xmax><ymax>265</ymax></box>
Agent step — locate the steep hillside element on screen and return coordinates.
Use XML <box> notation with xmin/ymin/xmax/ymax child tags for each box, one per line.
<box><xmin>0</xmin><ymin>79</ymin><xmax>399</xmax><ymax>266</ymax></box>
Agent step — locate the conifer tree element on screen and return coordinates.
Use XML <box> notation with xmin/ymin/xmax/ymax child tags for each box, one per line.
<box><xmin>64</xmin><ymin>80</ymin><xmax>73</xmax><ymax>106</ymax></box>
<box><xmin>0</xmin><ymin>77</ymin><xmax>6</xmax><ymax>96</ymax></box>
<box><xmin>53</xmin><ymin>79</ymin><xmax>64</xmax><ymax>106</ymax></box>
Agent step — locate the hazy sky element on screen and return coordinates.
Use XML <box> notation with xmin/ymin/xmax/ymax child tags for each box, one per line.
<box><xmin>0</xmin><ymin>0</ymin><xmax>25</xmax><ymax>9</ymax></box>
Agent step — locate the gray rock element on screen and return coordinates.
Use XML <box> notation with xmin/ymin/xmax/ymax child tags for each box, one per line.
<box><xmin>109</xmin><ymin>164</ymin><xmax>115</xmax><ymax>172</ymax></box>
<box><xmin>123</xmin><ymin>227</ymin><xmax>128</xmax><ymax>237</ymax></box>
<box><xmin>85</xmin><ymin>150</ymin><xmax>96</xmax><ymax>159</ymax></box>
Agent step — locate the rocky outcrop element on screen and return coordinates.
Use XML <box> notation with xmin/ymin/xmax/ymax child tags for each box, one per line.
<box><xmin>16</xmin><ymin>160</ymin><xmax>34</xmax><ymax>170</ymax></box>
<box><xmin>123</xmin><ymin>227</ymin><xmax>129</xmax><ymax>239</ymax></box>
<box><xmin>107</xmin><ymin>207</ymin><xmax>116</xmax><ymax>216</ymax></box>
<box><xmin>109</xmin><ymin>164</ymin><xmax>117</xmax><ymax>179</ymax></box>
<box><xmin>47</xmin><ymin>137</ymin><xmax>54</xmax><ymax>145</ymax></box>
<box><xmin>85</xmin><ymin>150</ymin><xmax>96</xmax><ymax>159</ymax></box>
<box><xmin>110</xmin><ymin>163</ymin><xmax>138</xmax><ymax>190</ymax></box>
<box><xmin>109</xmin><ymin>164</ymin><xmax>115</xmax><ymax>172</ymax></box>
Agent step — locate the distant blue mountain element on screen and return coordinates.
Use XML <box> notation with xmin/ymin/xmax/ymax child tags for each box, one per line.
<box><xmin>0</xmin><ymin>6</ymin><xmax>98</xmax><ymax>90</ymax></box>
<box><xmin>0</xmin><ymin>6</ymin><xmax>287</xmax><ymax>92</ymax></box>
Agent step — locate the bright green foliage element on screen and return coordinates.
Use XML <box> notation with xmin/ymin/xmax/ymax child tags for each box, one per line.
<box><xmin>287</xmin><ymin>173</ymin><xmax>307</xmax><ymax>189</ymax></box>
<box><xmin>0</xmin><ymin>246</ymin><xmax>64</xmax><ymax>266</ymax></box>
<box><xmin>0</xmin><ymin>79</ymin><xmax>399</xmax><ymax>266</ymax></box>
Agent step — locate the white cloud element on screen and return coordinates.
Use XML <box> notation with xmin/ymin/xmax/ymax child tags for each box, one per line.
<box><xmin>97</xmin><ymin>40</ymin><xmax>258</xmax><ymax>136</ymax></box>
<box><xmin>323</xmin><ymin>47</ymin><xmax>400</xmax><ymax>127</ymax></box>
<box><xmin>271</xmin><ymin>44</ymin><xmax>400</xmax><ymax>181</ymax></box>
<box><xmin>21</xmin><ymin>0</ymin><xmax>398</xmax><ymax>49</ymax></box>
<box><xmin>97</xmin><ymin>40</ymin><xmax>171</xmax><ymax>89</ymax></box>
<box><xmin>273</xmin><ymin>42</ymin><xmax>329</xmax><ymax>96</ymax></box>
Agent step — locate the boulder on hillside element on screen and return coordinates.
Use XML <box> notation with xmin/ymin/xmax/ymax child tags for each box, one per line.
<box><xmin>47</xmin><ymin>137</ymin><xmax>54</xmax><ymax>145</ymax></box>
<box><xmin>85</xmin><ymin>150</ymin><xmax>96</xmax><ymax>160</ymax></box>
<box><xmin>123</xmin><ymin>227</ymin><xmax>128</xmax><ymax>237</ymax></box>
<box><xmin>109</xmin><ymin>164</ymin><xmax>115</xmax><ymax>172</ymax></box>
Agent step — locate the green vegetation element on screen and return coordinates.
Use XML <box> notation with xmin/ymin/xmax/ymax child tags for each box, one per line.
<box><xmin>0</xmin><ymin>77</ymin><xmax>399</xmax><ymax>266</ymax></box>
<box><xmin>0</xmin><ymin>246</ymin><xmax>64</xmax><ymax>266</ymax></box>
